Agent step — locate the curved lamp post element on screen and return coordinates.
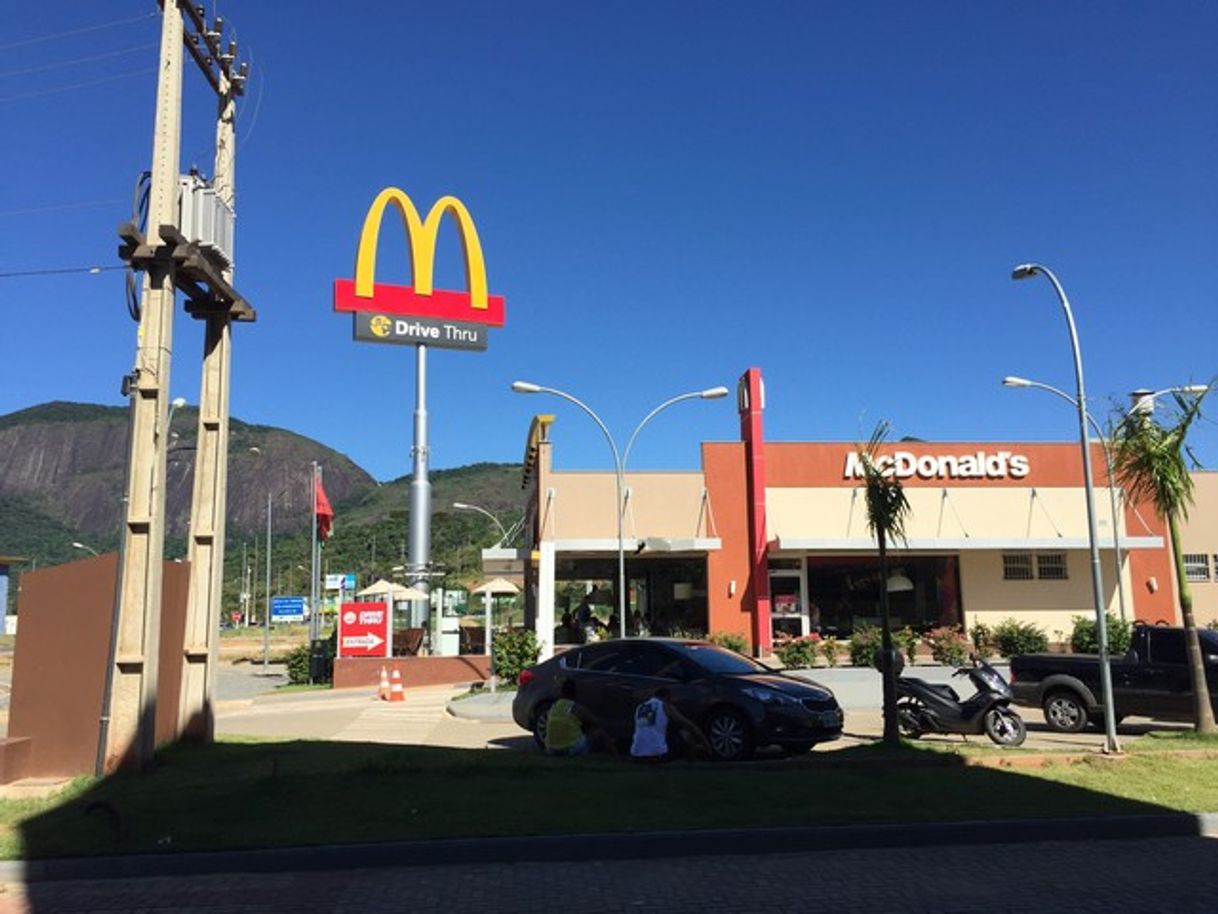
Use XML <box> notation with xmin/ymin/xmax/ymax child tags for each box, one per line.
<box><xmin>1004</xmin><ymin>377</ymin><xmax>1210</xmax><ymax>628</ymax></box>
<box><xmin>1003</xmin><ymin>376</ymin><xmax>1130</xmax><ymax>625</ymax></box>
<box><xmin>1011</xmin><ymin>263</ymin><xmax>1120</xmax><ymax>753</ymax></box>
<box><xmin>512</xmin><ymin>381</ymin><xmax>728</xmax><ymax>640</ymax></box>
<box><xmin>453</xmin><ymin>501</ymin><xmax>509</xmax><ymax>545</ymax></box>
<box><xmin>71</xmin><ymin>541</ymin><xmax>100</xmax><ymax>557</ymax></box>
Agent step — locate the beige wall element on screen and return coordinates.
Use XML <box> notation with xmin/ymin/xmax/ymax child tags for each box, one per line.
<box><xmin>766</xmin><ymin>485</ymin><xmax>1125</xmax><ymax>543</ymax></box>
<box><xmin>1180</xmin><ymin>472</ymin><xmax>1218</xmax><ymax>627</ymax></box>
<box><xmin>538</xmin><ymin>470</ymin><xmax>711</xmax><ymax>542</ymax></box>
<box><xmin>960</xmin><ymin>550</ymin><xmax>1124</xmax><ymax>642</ymax></box>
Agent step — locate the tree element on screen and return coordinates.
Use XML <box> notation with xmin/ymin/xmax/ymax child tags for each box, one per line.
<box><xmin>858</xmin><ymin>421</ymin><xmax>912</xmax><ymax>746</ymax></box>
<box><xmin>1112</xmin><ymin>389</ymin><xmax>1215</xmax><ymax>734</ymax></box>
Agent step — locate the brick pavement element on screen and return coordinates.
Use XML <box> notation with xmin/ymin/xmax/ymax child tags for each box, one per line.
<box><xmin>2</xmin><ymin>835</ymin><xmax>1216</xmax><ymax>913</ymax></box>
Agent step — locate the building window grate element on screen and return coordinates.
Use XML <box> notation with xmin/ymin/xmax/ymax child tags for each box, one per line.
<box><xmin>1037</xmin><ymin>552</ymin><xmax>1068</xmax><ymax>581</ymax></box>
<box><xmin>1003</xmin><ymin>553</ymin><xmax>1034</xmax><ymax>581</ymax></box>
<box><xmin>1183</xmin><ymin>554</ymin><xmax>1211</xmax><ymax>583</ymax></box>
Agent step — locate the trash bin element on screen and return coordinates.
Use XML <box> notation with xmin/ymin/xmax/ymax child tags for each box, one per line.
<box><xmin>308</xmin><ymin>638</ymin><xmax>331</xmax><ymax>683</ymax></box>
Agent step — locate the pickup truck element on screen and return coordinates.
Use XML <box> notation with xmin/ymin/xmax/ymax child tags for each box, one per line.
<box><xmin>1009</xmin><ymin>625</ymin><xmax>1218</xmax><ymax>732</ymax></box>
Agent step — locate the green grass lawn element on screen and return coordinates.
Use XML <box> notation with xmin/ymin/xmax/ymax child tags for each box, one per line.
<box><xmin>3</xmin><ymin>736</ymin><xmax>1217</xmax><ymax>861</ymax></box>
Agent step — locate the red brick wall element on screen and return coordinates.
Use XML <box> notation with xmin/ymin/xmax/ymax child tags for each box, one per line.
<box><xmin>333</xmin><ymin>655</ymin><xmax>492</xmax><ymax>690</ymax></box>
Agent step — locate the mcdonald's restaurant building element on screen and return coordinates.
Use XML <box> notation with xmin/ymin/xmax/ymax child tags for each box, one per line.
<box><xmin>488</xmin><ymin>368</ymin><xmax>1211</xmax><ymax>660</ymax></box>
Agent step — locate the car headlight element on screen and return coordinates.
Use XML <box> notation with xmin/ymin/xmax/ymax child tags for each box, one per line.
<box><xmin>742</xmin><ymin>686</ymin><xmax>796</xmax><ymax>705</ymax></box>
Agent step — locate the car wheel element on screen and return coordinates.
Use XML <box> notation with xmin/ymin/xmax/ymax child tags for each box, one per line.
<box><xmin>1043</xmin><ymin>690</ymin><xmax>1087</xmax><ymax>733</ymax></box>
<box><xmin>531</xmin><ymin>701</ymin><xmax>553</xmax><ymax>750</ymax></box>
<box><xmin>705</xmin><ymin>707</ymin><xmax>754</xmax><ymax>761</ymax></box>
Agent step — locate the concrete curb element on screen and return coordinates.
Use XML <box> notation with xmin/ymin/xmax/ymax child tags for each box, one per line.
<box><xmin>2</xmin><ymin>812</ymin><xmax>1215</xmax><ymax>884</ymax></box>
<box><xmin>447</xmin><ymin>692</ymin><xmax>515</xmax><ymax>723</ymax></box>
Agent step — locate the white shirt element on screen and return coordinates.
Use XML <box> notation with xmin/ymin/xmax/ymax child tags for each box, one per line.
<box><xmin>630</xmin><ymin>697</ymin><xmax>669</xmax><ymax>758</ymax></box>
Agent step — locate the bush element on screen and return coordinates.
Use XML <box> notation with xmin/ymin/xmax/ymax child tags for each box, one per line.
<box><xmin>708</xmin><ymin>631</ymin><xmax>749</xmax><ymax>654</ymax></box>
<box><xmin>849</xmin><ymin>624</ymin><xmax>882</xmax><ymax>667</ymax></box>
<box><xmin>969</xmin><ymin>622</ymin><xmax>995</xmax><ymax>660</ymax></box>
<box><xmin>285</xmin><ymin>631</ymin><xmax>336</xmax><ymax>685</ymax></box>
<box><xmin>821</xmin><ymin>635</ymin><xmax>842</xmax><ymax>667</ymax></box>
<box><xmin>774</xmin><ymin>634</ymin><xmax>820</xmax><ymax>669</ymax></box>
<box><xmin>925</xmin><ymin>626</ymin><xmax>970</xmax><ymax>666</ymax></box>
<box><xmin>285</xmin><ymin>642</ymin><xmax>311</xmax><ymax>684</ymax></box>
<box><xmin>894</xmin><ymin>627</ymin><xmax>920</xmax><ymax>666</ymax></box>
<box><xmin>992</xmin><ymin>618</ymin><xmax>1049</xmax><ymax>656</ymax></box>
<box><xmin>492</xmin><ymin>627</ymin><xmax>541</xmax><ymax>685</ymax></box>
<box><xmin>1069</xmin><ymin>613</ymin><xmax>1133</xmax><ymax>654</ymax></box>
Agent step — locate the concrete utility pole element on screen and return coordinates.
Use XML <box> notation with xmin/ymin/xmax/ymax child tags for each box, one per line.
<box><xmin>180</xmin><ymin>7</ymin><xmax>248</xmax><ymax>741</ymax></box>
<box><xmin>105</xmin><ymin>3</ymin><xmax>184</xmax><ymax>772</ymax></box>
<box><xmin>110</xmin><ymin>2</ymin><xmax>252</xmax><ymax>768</ymax></box>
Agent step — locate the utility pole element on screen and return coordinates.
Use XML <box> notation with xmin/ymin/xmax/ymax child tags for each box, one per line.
<box><xmin>110</xmin><ymin>1</ymin><xmax>253</xmax><ymax>766</ymax></box>
<box><xmin>104</xmin><ymin>3</ymin><xmax>184</xmax><ymax>772</ymax></box>
<box><xmin>178</xmin><ymin>4</ymin><xmax>249</xmax><ymax>742</ymax></box>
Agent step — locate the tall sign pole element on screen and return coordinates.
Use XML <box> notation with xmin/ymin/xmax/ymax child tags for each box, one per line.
<box><xmin>408</xmin><ymin>346</ymin><xmax>432</xmax><ymax>608</ymax></box>
<box><xmin>333</xmin><ymin>189</ymin><xmax>506</xmax><ymax>654</ymax></box>
<box><xmin>105</xmin><ymin>3</ymin><xmax>184</xmax><ymax>771</ymax></box>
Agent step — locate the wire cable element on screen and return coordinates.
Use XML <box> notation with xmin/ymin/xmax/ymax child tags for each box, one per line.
<box><xmin>0</xmin><ymin>43</ymin><xmax>158</xmax><ymax>79</ymax></box>
<box><xmin>0</xmin><ymin>68</ymin><xmax>153</xmax><ymax>104</ymax></box>
<box><xmin>0</xmin><ymin>11</ymin><xmax>156</xmax><ymax>52</ymax></box>
<box><xmin>0</xmin><ymin>199</ymin><xmax>125</xmax><ymax>218</ymax></box>
<box><xmin>0</xmin><ymin>265</ymin><xmax>124</xmax><ymax>279</ymax></box>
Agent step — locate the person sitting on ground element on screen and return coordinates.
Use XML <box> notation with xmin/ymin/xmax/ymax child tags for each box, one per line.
<box><xmin>630</xmin><ymin>686</ymin><xmax>711</xmax><ymax>762</ymax></box>
<box><xmin>544</xmin><ymin>679</ymin><xmax>615</xmax><ymax>757</ymax></box>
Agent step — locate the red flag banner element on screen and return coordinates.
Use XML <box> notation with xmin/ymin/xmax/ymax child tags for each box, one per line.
<box><xmin>315</xmin><ymin>473</ymin><xmax>334</xmax><ymax>541</ymax></box>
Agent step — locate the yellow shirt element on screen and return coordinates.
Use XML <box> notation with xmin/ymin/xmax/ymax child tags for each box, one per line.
<box><xmin>545</xmin><ymin>698</ymin><xmax>582</xmax><ymax>751</ymax></box>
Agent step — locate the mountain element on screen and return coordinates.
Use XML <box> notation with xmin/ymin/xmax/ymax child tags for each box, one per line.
<box><xmin>0</xmin><ymin>403</ymin><xmax>524</xmax><ymax>588</ymax></box>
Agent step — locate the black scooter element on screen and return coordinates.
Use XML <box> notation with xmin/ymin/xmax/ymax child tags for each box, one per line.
<box><xmin>895</xmin><ymin>655</ymin><xmax>1026</xmax><ymax>747</ymax></box>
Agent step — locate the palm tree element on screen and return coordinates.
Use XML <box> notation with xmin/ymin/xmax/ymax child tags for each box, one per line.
<box><xmin>858</xmin><ymin>421</ymin><xmax>912</xmax><ymax>746</ymax></box>
<box><xmin>1112</xmin><ymin>390</ymin><xmax>1215</xmax><ymax>734</ymax></box>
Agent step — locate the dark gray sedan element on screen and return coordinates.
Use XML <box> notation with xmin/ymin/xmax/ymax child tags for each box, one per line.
<box><xmin>512</xmin><ymin>638</ymin><xmax>843</xmax><ymax>761</ymax></box>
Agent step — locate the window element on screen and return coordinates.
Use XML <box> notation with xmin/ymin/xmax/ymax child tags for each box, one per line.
<box><xmin>1183</xmin><ymin>554</ymin><xmax>1211</xmax><ymax>583</ymax></box>
<box><xmin>1003</xmin><ymin>553</ymin><xmax>1034</xmax><ymax>581</ymax></box>
<box><xmin>581</xmin><ymin>644</ymin><xmax>627</xmax><ymax>672</ymax></box>
<box><xmin>1037</xmin><ymin>553</ymin><xmax>1068</xmax><ymax>581</ymax></box>
<box><xmin>1004</xmin><ymin>552</ymin><xmax>1069</xmax><ymax>581</ymax></box>
<box><xmin>1148</xmin><ymin>629</ymin><xmax>1187</xmax><ymax>665</ymax></box>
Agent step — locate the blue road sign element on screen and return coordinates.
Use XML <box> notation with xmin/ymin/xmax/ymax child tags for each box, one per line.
<box><xmin>271</xmin><ymin>596</ymin><xmax>307</xmax><ymax>622</ymax></box>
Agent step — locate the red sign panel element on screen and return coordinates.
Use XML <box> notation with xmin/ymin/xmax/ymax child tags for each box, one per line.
<box><xmin>337</xmin><ymin>601</ymin><xmax>390</xmax><ymax>658</ymax></box>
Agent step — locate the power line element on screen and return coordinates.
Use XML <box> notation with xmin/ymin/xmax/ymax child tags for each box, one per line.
<box><xmin>0</xmin><ymin>265</ymin><xmax>124</xmax><ymax>279</ymax></box>
<box><xmin>0</xmin><ymin>199</ymin><xmax>124</xmax><ymax>218</ymax></box>
<box><xmin>0</xmin><ymin>42</ymin><xmax>158</xmax><ymax>79</ymax></box>
<box><xmin>0</xmin><ymin>11</ymin><xmax>156</xmax><ymax>52</ymax></box>
<box><xmin>0</xmin><ymin>68</ymin><xmax>154</xmax><ymax>104</ymax></box>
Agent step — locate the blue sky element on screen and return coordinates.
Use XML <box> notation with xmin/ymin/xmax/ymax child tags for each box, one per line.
<box><xmin>2</xmin><ymin>1</ymin><xmax>1215</xmax><ymax>481</ymax></box>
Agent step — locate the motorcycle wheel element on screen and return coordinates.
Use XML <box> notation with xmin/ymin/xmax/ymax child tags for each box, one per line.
<box><xmin>896</xmin><ymin>700</ymin><xmax>924</xmax><ymax>739</ymax></box>
<box><xmin>984</xmin><ymin>708</ymin><xmax>1027</xmax><ymax>747</ymax></box>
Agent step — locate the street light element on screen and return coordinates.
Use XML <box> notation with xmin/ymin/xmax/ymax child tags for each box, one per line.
<box><xmin>1003</xmin><ymin>376</ymin><xmax>1132</xmax><ymax>625</ymax></box>
<box><xmin>512</xmin><ymin>381</ymin><xmax>727</xmax><ymax>640</ymax></box>
<box><xmin>1011</xmin><ymin>263</ymin><xmax>1119</xmax><ymax>753</ymax></box>
<box><xmin>452</xmin><ymin>502</ymin><xmax>509</xmax><ymax>544</ymax></box>
<box><xmin>1129</xmin><ymin>385</ymin><xmax>1210</xmax><ymax>417</ymax></box>
<box><xmin>1005</xmin><ymin>378</ymin><xmax>1212</xmax><ymax>627</ymax></box>
<box><xmin>71</xmin><ymin>541</ymin><xmax>99</xmax><ymax>557</ymax></box>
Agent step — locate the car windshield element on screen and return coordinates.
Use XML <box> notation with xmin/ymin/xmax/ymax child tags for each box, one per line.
<box><xmin>676</xmin><ymin>643</ymin><xmax>768</xmax><ymax>675</ymax></box>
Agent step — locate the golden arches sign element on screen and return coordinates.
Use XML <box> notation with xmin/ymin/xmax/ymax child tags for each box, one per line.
<box><xmin>334</xmin><ymin>186</ymin><xmax>505</xmax><ymax>327</ymax></box>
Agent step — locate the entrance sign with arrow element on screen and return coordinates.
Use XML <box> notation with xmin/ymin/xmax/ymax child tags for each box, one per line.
<box><xmin>337</xmin><ymin>601</ymin><xmax>391</xmax><ymax>658</ymax></box>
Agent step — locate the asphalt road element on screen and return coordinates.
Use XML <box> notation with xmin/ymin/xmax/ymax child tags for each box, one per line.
<box><xmin>5</xmin><ymin>835</ymin><xmax>1217</xmax><ymax>912</ymax></box>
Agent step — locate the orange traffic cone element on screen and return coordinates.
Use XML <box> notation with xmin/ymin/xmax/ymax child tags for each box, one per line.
<box><xmin>377</xmin><ymin>666</ymin><xmax>390</xmax><ymax>701</ymax></box>
<box><xmin>388</xmin><ymin>668</ymin><xmax>405</xmax><ymax>702</ymax></box>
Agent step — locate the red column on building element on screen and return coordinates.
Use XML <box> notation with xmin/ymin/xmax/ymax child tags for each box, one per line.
<box><xmin>738</xmin><ymin>367</ymin><xmax>772</xmax><ymax>656</ymax></box>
